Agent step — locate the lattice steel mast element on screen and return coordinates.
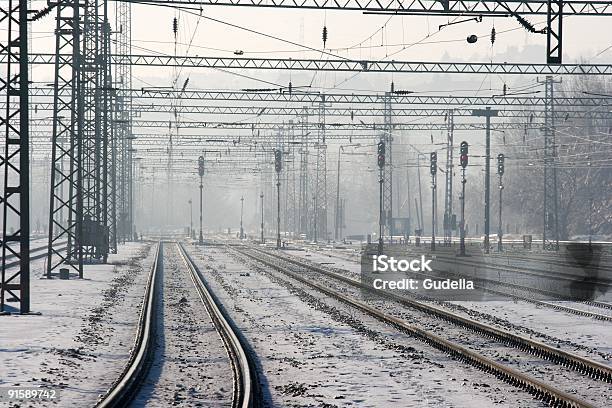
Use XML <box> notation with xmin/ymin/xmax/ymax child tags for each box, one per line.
<box><xmin>542</xmin><ymin>75</ymin><xmax>560</xmax><ymax>250</ymax></box>
<box><xmin>47</xmin><ymin>0</ymin><xmax>83</xmax><ymax>277</ymax></box>
<box><xmin>443</xmin><ymin>109</ymin><xmax>454</xmax><ymax>246</ymax></box>
<box><xmin>1</xmin><ymin>0</ymin><xmax>30</xmax><ymax>313</ymax></box>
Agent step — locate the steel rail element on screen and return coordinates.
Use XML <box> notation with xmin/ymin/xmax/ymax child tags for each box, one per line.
<box><xmin>96</xmin><ymin>242</ymin><xmax>162</xmax><ymax>408</ymax></box>
<box><xmin>176</xmin><ymin>242</ymin><xmax>254</xmax><ymax>408</ymax></box>
<box><xmin>233</xmin><ymin>246</ymin><xmax>601</xmax><ymax>407</ymax></box>
<box><xmin>243</xmin><ymin>245</ymin><xmax>612</xmax><ymax>382</ymax></box>
<box><xmin>3</xmin><ymin>243</ymin><xmax>68</xmax><ymax>269</ymax></box>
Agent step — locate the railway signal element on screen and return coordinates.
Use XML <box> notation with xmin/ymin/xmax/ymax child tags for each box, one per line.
<box><xmin>460</xmin><ymin>141</ymin><xmax>469</xmax><ymax>168</ymax></box>
<box><xmin>377</xmin><ymin>141</ymin><xmax>385</xmax><ymax>255</ymax></box>
<box><xmin>497</xmin><ymin>154</ymin><xmax>505</xmax><ymax>252</ymax></box>
<box><xmin>430</xmin><ymin>152</ymin><xmax>437</xmax><ymax>175</ymax></box>
<box><xmin>497</xmin><ymin>153</ymin><xmax>505</xmax><ymax>176</ymax></box>
<box><xmin>377</xmin><ymin>141</ymin><xmax>385</xmax><ymax>169</ymax></box>
<box><xmin>430</xmin><ymin>152</ymin><xmax>437</xmax><ymax>251</ymax></box>
<box><xmin>274</xmin><ymin>149</ymin><xmax>282</xmax><ymax>249</ymax></box>
<box><xmin>274</xmin><ymin>149</ymin><xmax>282</xmax><ymax>173</ymax></box>
<box><xmin>459</xmin><ymin>142</ymin><xmax>468</xmax><ymax>256</ymax></box>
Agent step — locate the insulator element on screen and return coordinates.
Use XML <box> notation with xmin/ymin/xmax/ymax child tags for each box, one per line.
<box><xmin>322</xmin><ymin>26</ymin><xmax>328</xmax><ymax>48</ymax></box>
<box><xmin>173</xmin><ymin>17</ymin><xmax>178</xmax><ymax>36</ymax></box>
<box><xmin>515</xmin><ymin>15</ymin><xmax>538</xmax><ymax>33</ymax></box>
<box><xmin>491</xmin><ymin>27</ymin><xmax>496</xmax><ymax>45</ymax></box>
<box><xmin>30</xmin><ymin>5</ymin><xmax>55</xmax><ymax>21</ymax></box>
<box><xmin>503</xmin><ymin>83</ymin><xmax>507</xmax><ymax>96</ymax></box>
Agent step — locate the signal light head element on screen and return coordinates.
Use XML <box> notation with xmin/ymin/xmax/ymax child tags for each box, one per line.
<box><xmin>377</xmin><ymin>141</ymin><xmax>385</xmax><ymax>168</ymax></box>
<box><xmin>198</xmin><ymin>156</ymin><xmax>205</xmax><ymax>177</ymax></box>
<box><xmin>430</xmin><ymin>152</ymin><xmax>437</xmax><ymax>175</ymax></box>
<box><xmin>497</xmin><ymin>153</ymin><xmax>505</xmax><ymax>175</ymax></box>
<box><xmin>274</xmin><ymin>149</ymin><xmax>282</xmax><ymax>173</ymax></box>
<box><xmin>460</xmin><ymin>141</ymin><xmax>469</xmax><ymax>168</ymax></box>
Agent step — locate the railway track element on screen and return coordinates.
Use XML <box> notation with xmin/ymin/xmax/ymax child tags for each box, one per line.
<box><xmin>304</xmin><ymin>245</ymin><xmax>612</xmax><ymax>319</ymax></box>
<box><xmin>2</xmin><ymin>241</ymin><xmax>67</xmax><ymax>269</ymax></box>
<box><xmin>177</xmin><ymin>242</ymin><xmax>257</xmax><ymax>408</ymax></box>
<box><xmin>234</xmin><ymin>245</ymin><xmax>610</xmax><ymax>408</ymax></box>
<box><xmin>96</xmin><ymin>242</ymin><xmax>257</xmax><ymax>407</ymax></box>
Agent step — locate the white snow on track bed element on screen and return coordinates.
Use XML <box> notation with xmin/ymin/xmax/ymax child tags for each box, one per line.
<box><xmin>188</xmin><ymin>244</ymin><xmax>544</xmax><ymax>408</ymax></box>
<box><xmin>131</xmin><ymin>243</ymin><xmax>233</xmax><ymax>407</ymax></box>
<box><xmin>0</xmin><ymin>242</ymin><xmax>155</xmax><ymax>407</ymax></box>
<box><xmin>284</xmin><ymin>247</ymin><xmax>612</xmax><ymax>365</ymax></box>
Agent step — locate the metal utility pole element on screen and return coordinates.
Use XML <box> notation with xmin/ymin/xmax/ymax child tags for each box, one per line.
<box><xmin>382</xmin><ymin>90</ymin><xmax>393</xmax><ymax>238</ymax></box>
<box><xmin>239</xmin><ymin>196</ymin><xmax>244</xmax><ymax>239</ymax></box>
<box><xmin>459</xmin><ymin>142</ymin><xmax>469</xmax><ymax>256</ymax></box>
<box><xmin>471</xmin><ymin>107</ymin><xmax>499</xmax><ymax>254</ymax></box>
<box><xmin>377</xmin><ymin>141</ymin><xmax>386</xmax><ymax>255</ymax></box>
<box><xmin>188</xmin><ymin>199</ymin><xmax>193</xmax><ymax>238</ymax></box>
<box><xmin>587</xmin><ymin>156</ymin><xmax>592</xmax><ymax>248</ymax></box>
<box><xmin>286</xmin><ymin>121</ymin><xmax>297</xmax><ymax>237</ymax></box>
<box><xmin>298</xmin><ymin>107</ymin><xmax>309</xmax><ymax>238</ymax></box>
<box><xmin>430</xmin><ymin>152</ymin><xmax>438</xmax><ymax>251</ymax></box>
<box><xmin>275</xmin><ymin>149</ymin><xmax>282</xmax><ymax>249</ymax></box>
<box><xmin>1</xmin><ymin>0</ymin><xmax>30</xmax><ymax>313</ymax></box>
<box><xmin>260</xmin><ymin>192</ymin><xmax>264</xmax><ymax>243</ymax></box>
<box><xmin>540</xmin><ymin>75</ymin><xmax>561</xmax><ymax>251</ymax></box>
<box><xmin>335</xmin><ymin>145</ymin><xmax>342</xmax><ymax>241</ymax></box>
<box><xmin>443</xmin><ymin>109</ymin><xmax>454</xmax><ymax>246</ymax></box>
<box><xmin>198</xmin><ymin>156</ymin><xmax>204</xmax><ymax>245</ymax></box>
<box><xmin>406</xmin><ymin>163</ymin><xmax>412</xmax><ymax>242</ymax></box>
<box><xmin>497</xmin><ymin>154</ymin><xmax>505</xmax><ymax>252</ymax></box>
<box><xmin>416</xmin><ymin>153</ymin><xmax>425</xmax><ymax>234</ymax></box>
<box><xmin>313</xmin><ymin>96</ymin><xmax>329</xmax><ymax>243</ymax></box>
<box><xmin>339</xmin><ymin>198</ymin><xmax>345</xmax><ymax>240</ymax></box>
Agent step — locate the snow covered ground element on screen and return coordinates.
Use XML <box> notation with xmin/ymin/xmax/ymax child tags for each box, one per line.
<box><xmin>0</xmin><ymin>242</ymin><xmax>155</xmax><ymax>407</ymax></box>
<box><xmin>186</xmin><ymin>244</ymin><xmax>545</xmax><ymax>407</ymax></box>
